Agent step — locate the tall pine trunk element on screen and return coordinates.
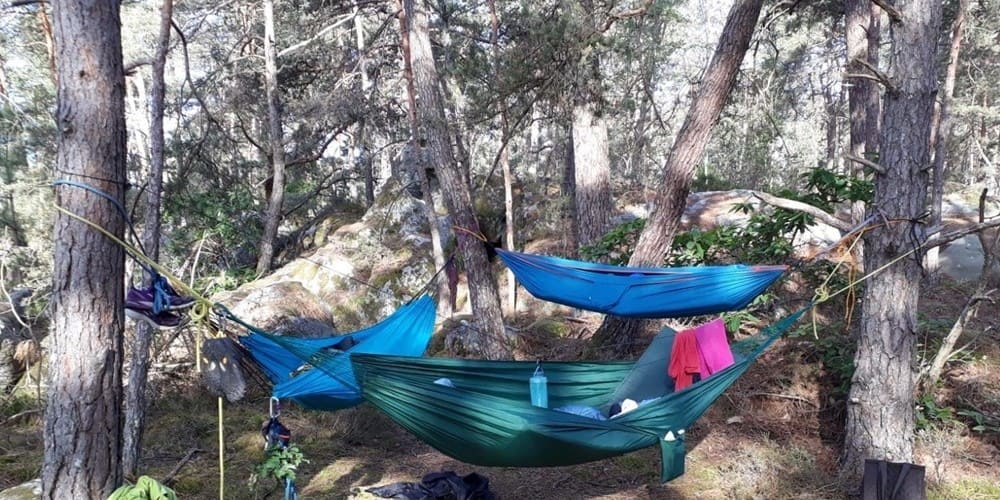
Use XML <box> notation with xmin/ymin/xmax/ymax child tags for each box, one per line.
<box><xmin>844</xmin><ymin>0</ymin><xmax>881</xmax><ymax>273</ymax></box>
<box><xmin>123</xmin><ymin>0</ymin><xmax>173</xmax><ymax>478</ymax></box>
<box><xmin>397</xmin><ymin>0</ymin><xmax>453</xmax><ymax>318</ymax></box>
<box><xmin>926</xmin><ymin>0</ymin><xmax>970</xmax><ymax>276</ymax></box>
<box><xmin>841</xmin><ymin>0</ymin><xmax>941</xmax><ymax>483</ymax></box>
<box><xmin>256</xmin><ymin>0</ymin><xmax>287</xmax><ymax>275</ymax></box>
<box><xmin>44</xmin><ymin>0</ymin><xmax>128</xmax><ymax>495</ymax></box>
<box><xmin>591</xmin><ymin>0</ymin><xmax>764</xmax><ymax>353</ymax></box>
<box><xmin>404</xmin><ymin>0</ymin><xmax>508</xmax><ymax>358</ymax></box>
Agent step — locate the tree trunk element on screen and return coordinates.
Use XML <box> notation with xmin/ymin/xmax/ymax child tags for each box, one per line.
<box><xmin>841</xmin><ymin>0</ymin><xmax>941</xmax><ymax>484</ymax></box>
<box><xmin>844</xmin><ymin>0</ymin><xmax>880</xmax><ymax>271</ymax></box>
<box><xmin>404</xmin><ymin>0</ymin><xmax>508</xmax><ymax>357</ymax></box>
<box><xmin>571</xmin><ymin>0</ymin><xmax>612</xmax><ymax>251</ymax></box>
<box><xmin>44</xmin><ymin>0</ymin><xmax>128</xmax><ymax>496</ymax></box>
<box><xmin>397</xmin><ymin>2</ymin><xmax>452</xmax><ymax>318</ymax></box>
<box><xmin>488</xmin><ymin>0</ymin><xmax>517</xmax><ymax>313</ymax></box>
<box><xmin>123</xmin><ymin>0</ymin><xmax>173</xmax><ymax>479</ymax></box>
<box><xmin>591</xmin><ymin>0</ymin><xmax>764</xmax><ymax>353</ymax></box>
<box><xmin>572</xmin><ymin>98</ymin><xmax>612</xmax><ymax>250</ymax></box>
<box><xmin>926</xmin><ymin>0</ymin><xmax>970</xmax><ymax>276</ymax></box>
<box><xmin>256</xmin><ymin>0</ymin><xmax>287</xmax><ymax>275</ymax></box>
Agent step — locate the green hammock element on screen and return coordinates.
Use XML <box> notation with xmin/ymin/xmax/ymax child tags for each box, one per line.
<box><xmin>351</xmin><ymin>308</ymin><xmax>808</xmax><ymax>482</ymax></box>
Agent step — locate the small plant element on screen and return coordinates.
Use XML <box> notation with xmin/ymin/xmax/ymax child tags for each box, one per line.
<box><xmin>957</xmin><ymin>408</ymin><xmax>1000</xmax><ymax>434</ymax></box>
<box><xmin>915</xmin><ymin>393</ymin><xmax>957</xmax><ymax>431</ymax></box>
<box><xmin>248</xmin><ymin>444</ymin><xmax>308</xmax><ymax>498</ymax></box>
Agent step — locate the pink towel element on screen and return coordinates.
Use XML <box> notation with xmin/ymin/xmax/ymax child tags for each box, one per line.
<box><xmin>694</xmin><ymin>318</ymin><xmax>734</xmax><ymax>376</ymax></box>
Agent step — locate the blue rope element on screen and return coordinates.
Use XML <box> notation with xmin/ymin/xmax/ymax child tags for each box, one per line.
<box><xmin>53</xmin><ymin>179</ymin><xmax>155</xmax><ymax>276</ymax></box>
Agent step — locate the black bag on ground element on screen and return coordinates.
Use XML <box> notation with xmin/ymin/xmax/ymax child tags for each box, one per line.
<box><xmin>861</xmin><ymin>459</ymin><xmax>925</xmax><ymax>500</ymax></box>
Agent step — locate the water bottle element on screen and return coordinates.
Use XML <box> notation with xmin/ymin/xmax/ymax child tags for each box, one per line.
<box><xmin>529</xmin><ymin>362</ymin><xmax>548</xmax><ymax>408</ymax></box>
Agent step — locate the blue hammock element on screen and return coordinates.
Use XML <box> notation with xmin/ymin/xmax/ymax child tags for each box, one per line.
<box><xmin>495</xmin><ymin>248</ymin><xmax>786</xmax><ymax>318</ymax></box>
<box><xmin>239</xmin><ymin>295</ymin><xmax>436</xmax><ymax>411</ymax></box>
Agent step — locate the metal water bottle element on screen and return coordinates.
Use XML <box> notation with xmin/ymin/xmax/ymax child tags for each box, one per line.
<box><xmin>529</xmin><ymin>362</ymin><xmax>548</xmax><ymax>408</ymax></box>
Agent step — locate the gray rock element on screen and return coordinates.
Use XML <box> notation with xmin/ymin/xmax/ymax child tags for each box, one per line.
<box><xmin>0</xmin><ymin>479</ymin><xmax>40</xmax><ymax>500</ymax></box>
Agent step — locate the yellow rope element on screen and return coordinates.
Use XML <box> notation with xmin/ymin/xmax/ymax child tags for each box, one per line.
<box><xmin>53</xmin><ymin>204</ymin><xmax>223</xmax><ymax>340</ymax></box>
<box><xmin>218</xmin><ymin>397</ymin><xmax>225</xmax><ymax>500</ymax></box>
<box><xmin>54</xmin><ymin>203</ymin><xmax>228</xmax><ymax>498</ymax></box>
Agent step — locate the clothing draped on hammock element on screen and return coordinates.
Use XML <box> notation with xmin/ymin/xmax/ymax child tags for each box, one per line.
<box><xmin>668</xmin><ymin>319</ymin><xmax>735</xmax><ymax>391</ymax></box>
<box><xmin>695</xmin><ymin>318</ymin><xmax>735</xmax><ymax>376</ymax></box>
<box><xmin>667</xmin><ymin>330</ymin><xmax>701</xmax><ymax>391</ymax></box>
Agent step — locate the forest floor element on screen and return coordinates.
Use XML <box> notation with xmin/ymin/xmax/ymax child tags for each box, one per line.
<box><xmin>1</xmin><ymin>279</ymin><xmax>998</xmax><ymax>499</ymax></box>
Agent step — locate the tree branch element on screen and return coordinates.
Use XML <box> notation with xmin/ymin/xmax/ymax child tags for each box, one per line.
<box><xmin>924</xmin><ymin>217</ymin><xmax>1000</xmax><ymax>250</ymax></box>
<box><xmin>750</xmin><ymin>190</ymin><xmax>854</xmax><ymax>232</ymax></box>
<box><xmin>844</xmin><ymin>153</ymin><xmax>887</xmax><ymax>174</ymax></box>
<box><xmin>870</xmin><ymin>0</ymin><xmax>903</xmax><ymax>23</ymax></box>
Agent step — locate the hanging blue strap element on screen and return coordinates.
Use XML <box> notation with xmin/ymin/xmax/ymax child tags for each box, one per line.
<box><xmin>284</xmin><ymin>478</ymin><xmax>297</xmax><ymax>500</ymax></box>
<box><xmin>152</xmin><ymin>275</ymin><xmax>170</xmax><ymax>314</ymax></box>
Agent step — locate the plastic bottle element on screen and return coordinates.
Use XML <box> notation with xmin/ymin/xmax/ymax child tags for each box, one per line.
<box><xmin>529</xmin><ymin>362</ymin><xmax>548</xmax><ymax>408</ymax></box>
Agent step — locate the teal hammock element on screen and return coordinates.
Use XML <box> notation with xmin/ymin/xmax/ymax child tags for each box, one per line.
<box><xmin>494</xmin><ymin>248</ymin><xmax>787</xmax><ymax>318</ymax></box>
<box><xmin>350</xmin><ymin>308</ymin><xmax>808</xmax><ymax>482</ymax></box>
<box><xmin>238</xmin><ymin>295</ymin><xmax>436</xmax><ymax>411</ymax></box>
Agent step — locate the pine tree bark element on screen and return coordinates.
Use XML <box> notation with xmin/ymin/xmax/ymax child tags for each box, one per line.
<box><xmin>844</xmin><ymin>0</ymin><xmax>881</xmax><ymax>271</ymax></box>
<box><xmin>926</xmin><ymin>0</ymin><xmax>969</xmax><ymax>276</ymax></box>
<box><xmin>397</xmin><ymin>0</ymin><xmax>452</xmax><ymax>318</ymax></box>
<box><xmin>44</xmin><ymin>0</ymin><xmax>128</xmax><ymax>496</ymax></box>
<box><xmin>256</xmin><ymin>0</ymin><xmax>287</xmax><ymax>275</ymax></box>
<box><xmin>488</xmin><ymin>0</ymin><xmax>517</xmax><ymax>312</ymax></box>
<box><xmin>591</xmin><ymin>0</ymin><xmax>764</xmax><ymax>353</ymax></box>
<box><xmin>123</xmin><ymin>0</ymin><xmax>173</xmax><ymax>479</ymax></box>
<box><xmin>404</xmin><ymin>0</ymin><xmax>508</xmax><ymax>358</ymax></box>
<box><xmin>841</xmin><ymin>0</ymin><xmax>941</xmax><ymax>483</ymax></box>
<box><xmin>571</xmin><ymin>0</ymin><xmax>612</xmax><ymax>251</ymax></box>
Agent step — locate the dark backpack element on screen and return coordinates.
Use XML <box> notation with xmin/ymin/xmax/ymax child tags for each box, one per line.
<box><xmin>862</xmin><ymin>459</ymin><xmax>925</xmax><ymax>500</ymax></box>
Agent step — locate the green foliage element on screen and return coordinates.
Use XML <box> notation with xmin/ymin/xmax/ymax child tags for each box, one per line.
<box><xmin>916</xmin><ymin>393</ymin><xmax>958</xmax><ymax>431</ymax></box>
<box><xmin>579</xmin><ymin>218</ymin><xmax>645</xmax><ymax>265</ymax></box>
<box><xmin>789</xmin><ymin>325</ymin><xmax>856</xmax><ymax>398</ymax></box>
<box><xmin>957</xmin><ymin>409</ymin><xmax>1000</xmax><ymax>435</ymax></box>
<box><xmin>798</xmin><ymin>168</ymin><xmax>873</xmax><ymax>210</ymax></box>
<box><xmin>248</xmin><ymin>444</ymin><xmax>309</xmax><ymax>496</ymax></box>
<box><xmin>108</xmin><ymin>476</ymin><xmax>177</xmax><ymax>500</ymax></box>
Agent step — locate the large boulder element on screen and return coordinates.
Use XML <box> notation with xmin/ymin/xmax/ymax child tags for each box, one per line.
<box><xmin>200</xmin><ymin>178</ymin><xmax>443</xmax><ymax>400</ymax></box>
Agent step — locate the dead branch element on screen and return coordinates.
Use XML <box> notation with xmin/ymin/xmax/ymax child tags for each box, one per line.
<box><xmin>923</xmin><ymin>217</ymin><xmax>1000</xmax><ymax>250</ymax></box>
<box><xmin>870</xmin><ymin>0</ymin><xmax>903</xmax><ymax>23</ymax></box>
<box><xmin>162</xmin><ymin>448</ymin><xmax>203</xmax><ymax>486</ymax></box>
<box><xmin>845</xmin><ymin>153</ymin><xmax>887</xmax><ymax>175</ymax></box>
<box><xmin>750</xmin><ymin>190</ymin><xmax>854</xmax><ymax>232</ymax></box>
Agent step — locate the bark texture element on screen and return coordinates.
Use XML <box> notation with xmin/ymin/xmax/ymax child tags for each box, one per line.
<box><xmin>404</xmin><ymin>0</ymin><xmax>509</xmax><ymax>358</ymax></box>
<box><xmin>591</xmin><ymin>0</ymin><xmax>764</xmax><ymax>352</ymax></box>
<box><xmin>844</xmin><ymin>0</ymin><xmax>881</xmax><ymax>271</ymax></box>
<box><xmin>44</xmin><ymin>0</ymin><xmax>128</xmax><ymax>496</ymax></box>
<box><xmin>257</xmin><ymin>0</ymin><xmax>287</xmax><ymax>275</ymax></box>
<box><xmin>123</xmin><ymin>0</ymin><xmax>173</xmax><ymax>478</ymax></box>
<box><xmin>926</xmin><ymin>0</ymin><xmax>969</xmax><ymax>275</ymax></box>
<box><xmin>841</xmin><ymin>0</ymin><xmax>941</xmax><ymax>483</ymax></box>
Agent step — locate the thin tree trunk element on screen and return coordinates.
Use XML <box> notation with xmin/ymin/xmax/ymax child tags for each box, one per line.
<box><xmin>488</xmin><ymin>0</ymin><xmax>517</xmax><ymax>313</ymax></box>
<box><xmin>404</xmin><ymin>0</ymin><xmax>508</xmax><ymax>358</ymax></box>
<box><xmin>845</xmin><ymin>0</ymin><xmax>880</xmax><ymax>272</ymax></box>
<box><xmin>397</xmin><ymin>0</ymin><xmax>452</xmax><ymax>318</ymax></box>
<box><xmin>923</xmin><ymin>190</ymin><xmax>997</xmax><ymax>389</ymax></box>
<box><xmin>256</xmin><ymin>0</ymin><xmax>287</xmax><ymax>275</ymax></box>
<box><xmin>926</xmin><ymin>0</ymin><xmax>970</xmax><ymax>276</ymax></box>
<box><xmin>841</xmin><ymin>0</ymin><xmax>941</xmax><ymax>484</ymax></box>
<box><xmin>123</xmin><ymin>0</ymin><xmax>172</xmax><ymax>479</ymax></box>
<box><xmin>36</xmin><ymin>4</ymin><xmax>56</xmax><ymax>83</ymax></box>
<box><xmin>44</xmin><ymin>0</ymin><xmax>128</xmax><ymax>496</ymax></box>
<box><xmin>591</xmin><ymin>0</ymin><xmax>764</xmax><ymax>353</ymax></box>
